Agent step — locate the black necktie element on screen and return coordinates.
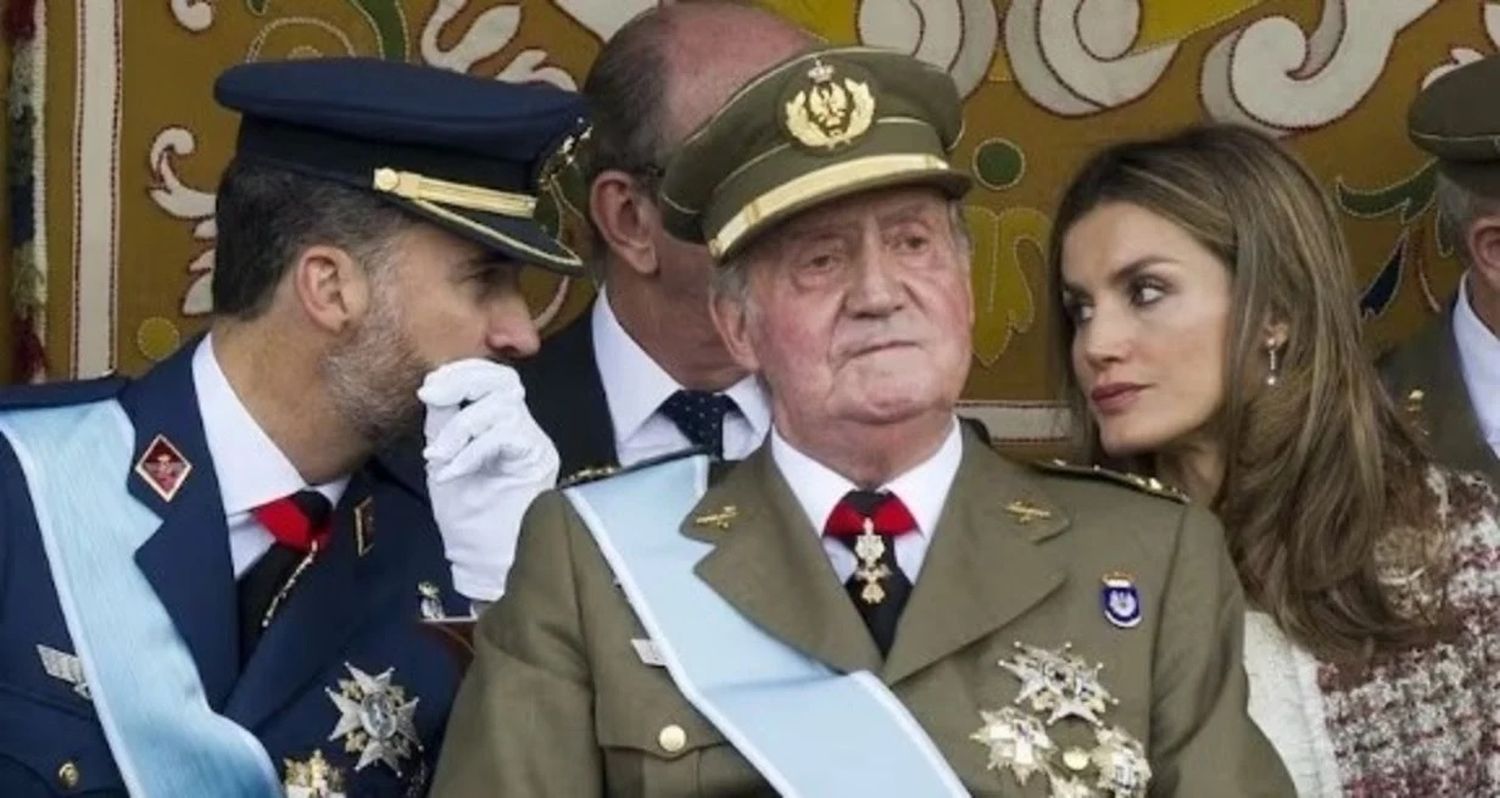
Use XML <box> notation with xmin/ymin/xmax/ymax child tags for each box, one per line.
<box><xmin>659</xmin><ymin>390</ymin><xmax>737</xmax><ymax>459</ymax></box>
<box><xmin>237</xmin><ymin>490</ymin><xmax>332</xmax><ymax>661</ymax></box>
<box><xmin>824</xmin><ymin>490</ymin><xmax>915</xmax><ymax>656</ymax></box>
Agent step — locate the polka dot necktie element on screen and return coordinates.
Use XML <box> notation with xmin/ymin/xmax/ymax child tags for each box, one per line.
<box><xmin>659</xmin><ymin>390</ymin><xmax>738</xmax><ymax>460</ymax></box>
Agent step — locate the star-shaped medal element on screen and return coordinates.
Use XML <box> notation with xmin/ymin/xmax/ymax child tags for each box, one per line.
<box><xmin>326</xmin><ymin>664</ymin><xmax>422</xmax><ymax>775</ymax></box>
<box><xmin>999</xmin><ymin>642</ymin><xmax>1117</xmax><ymax>726</ymax></box>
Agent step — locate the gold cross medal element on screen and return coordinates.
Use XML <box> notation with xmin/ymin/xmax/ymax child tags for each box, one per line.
<box><xmin>283</xmin><ymin>750</ymin><xmax>346</xmax><ymax>798</ymax></box>
<box><xmin>852</xmin><ymin>518</ymin><xmax>892</xmax><ymax>604</ymax></box>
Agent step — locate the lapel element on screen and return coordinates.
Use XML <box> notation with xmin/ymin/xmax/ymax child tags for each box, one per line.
<box><xmin>520</xmin><ymin>305</ymin><xmax>619</xmax><ymax>476</ymax></box>
<box><xmin>224</xmin><ymin>471</ymin><xmax>390</xmax><ymax>730</ymax></box>
<box><xmin>687</xmin><ymin>446</ymin><xmax>884</xmax><ymax>675</ymax></box>
<box><xmin>120</xmin><ymin>338</ymin><xmax>241</xmax><ymax>708</ymax></box>
<box><xmin>1404</xmin><ymin>302</ymin><xmax>1499</xmax><ymax>481</ymax></box>
<box><xmin>882</xmin><ymin>432</ymin><xmax>1067</xmax><ymax>685</ymax></box>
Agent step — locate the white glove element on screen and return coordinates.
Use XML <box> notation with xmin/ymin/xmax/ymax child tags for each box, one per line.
<box><xmin>420</xmin><ymin>358</ymin><xmax>560</xmax><ymax>603</ymax></box>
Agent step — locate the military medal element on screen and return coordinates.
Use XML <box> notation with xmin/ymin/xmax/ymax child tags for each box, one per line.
<box><xmin>1101</xmin><ymin>573</ymin><xmax>1142</xmax><ymax>629</ymax></box>
<box><xmin>973</xmin><ymin>641</ymin><xmax>1149</xmax><ymax>796</ymax></box>
<box><xmin>326</xmin><ymin>664</ymin><xmax>421</xmax><ymax>775</ymax></box>
<box><xmin>417</xmin><ymin>581</ymin><xmax>444</xmax><ymax>621</ymax></box>
<box><xmin>283</xmin><ymin>750</ymin><xmax>347</xmax><ymax>798</ymax></box>
<box><xmin>1091</xmin><ymin>726</ymin><xmax>1151</xmax><ymax>798</ymax></box>
<box><xmin>852</xmin><ymin>517</ymin><xmax>893</xmax><ymax>604</ymax></box>
<box><xmin>971</xmin><ymin>706</ymin><xmax>1055</xmax><ymax>785</ymax></box>
<box><xmin>1000</xmin><ymin>642</ymin><xmax>1117</xmax><ymax>726</ymax></box>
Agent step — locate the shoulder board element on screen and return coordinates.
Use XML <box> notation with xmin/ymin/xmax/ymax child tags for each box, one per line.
<box><xmin>0</xmin><ymin>374</ymin><xmax>128</xmax><ymax>411</ymax></box>
<box><xmin>1032</xmin><ymin>459</ymin><xmax>1188</xmax><ymax>504</ymax></box>
<box><xmin>558</xmin><ymin>446</ymin><xmax>711</xmax><ymax>489</ymax></box>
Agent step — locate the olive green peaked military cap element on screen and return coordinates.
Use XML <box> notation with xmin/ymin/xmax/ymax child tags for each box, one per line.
<box><xmin>659</xmin><ymin>46</ymin><xmax>971</xmax><ymax>261</ymax></box>
<box><xmin>1409</xmin><ymin>54</ymin><xmax>1500</xmax><ymax>197</ymax></box>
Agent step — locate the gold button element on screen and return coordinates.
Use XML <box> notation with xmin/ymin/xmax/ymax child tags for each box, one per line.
<box><xmin>658</xmin><ymin>724</ymin><xmax>687</xmax><ymax>753</ymax></box>
<box><xmin>57</xmin><ymin>761</ymin><xmax>80</xmax><ymax>789</ymax></box>
<box><xmin>373</xmin><ymin>167</ymin><xmax>399</xmax><ymax>192</ymax></box>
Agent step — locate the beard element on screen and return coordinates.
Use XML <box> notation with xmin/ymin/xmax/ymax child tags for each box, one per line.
<box><xmin>322</xmin><ymin>286</ymin><xmax>429</xmax><ymax>449</ymax></box>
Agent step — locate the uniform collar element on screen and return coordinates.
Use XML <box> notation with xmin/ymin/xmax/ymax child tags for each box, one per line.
<box><xmin>590</xmin><ymin>289</ymin><xmax>769</xmax><ymax>446</ymax></box>
<box><xmin>1453</xmin><ymin>275</ymin><xmax>1500</xmax><ymax>451</ymax></box>
<box><xmin>770</xmin><ymin>417</ymin><xmax>962</xmax><ymax>538</ymax></box>
<box><xmin>191</xmin><ymin>334</ymin><xmax>348</xmax><ymax>515</ymax></box>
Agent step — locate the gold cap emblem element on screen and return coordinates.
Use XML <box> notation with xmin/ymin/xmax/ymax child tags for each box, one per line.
<box><xmin>783</xmin><ymin>58</ymin><xmax>876</xmax><ymax>150</ymax></box>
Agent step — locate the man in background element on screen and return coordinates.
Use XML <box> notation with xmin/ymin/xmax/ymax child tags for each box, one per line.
<box><xmin>1384</xmin><ymin>54</ymin><xmax>1500</xmax><ymax>487</ymax></box>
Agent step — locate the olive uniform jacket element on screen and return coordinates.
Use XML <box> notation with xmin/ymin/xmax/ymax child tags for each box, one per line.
<box><xmin>431</xmin><ymin>428</ymin><xmax>1292</xmax><ymax>797</ymax></box>
<box><xmin>1381</xmin><ymin>303</ymin><xmax>1499</xmax><ymax>488</ymax></box>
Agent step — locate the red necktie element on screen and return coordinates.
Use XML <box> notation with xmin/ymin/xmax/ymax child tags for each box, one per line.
<box><xmin>823</xmin><ymin>490</ymin><xmax>916</xmax><ymax>538</ymax></box>
<box><xmin>251</xmin><ymin>490</ymin><xmax>333</xmax><ymax>552</ymax></box>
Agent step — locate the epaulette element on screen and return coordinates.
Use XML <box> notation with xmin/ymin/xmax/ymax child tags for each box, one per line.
<box><xmin>0</xmin><ymin>374</ymin><xmax>128</xmax><ymax>411</ymax></box>
<box><xmin>1032</xmin><ymin>459</ymin><xmax>1189</xmax><ymax>504</ymax></box>
<box><xmin>557</xmin><ymin>446</ymin><xmax>713</xmax><ymax>489</ymax></box>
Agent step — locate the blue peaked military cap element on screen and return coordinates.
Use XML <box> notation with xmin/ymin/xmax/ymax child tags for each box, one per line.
<box><xmin>215</xmin><ymin>57</ymin><xmax>587</xmax><ymax>275</ymax></box>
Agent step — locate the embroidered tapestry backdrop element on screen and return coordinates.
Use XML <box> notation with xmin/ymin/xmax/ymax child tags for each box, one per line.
<box><xmin>2</xmin><ymin>0</ymin><xmax>1494</xmax><ymax>444</ymax></box>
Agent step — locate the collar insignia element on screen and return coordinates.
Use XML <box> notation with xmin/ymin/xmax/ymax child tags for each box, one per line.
<box><xmin>134</xmin><ymin>434</ymin><xmax>191</xmax><ymax>502</ymax></box>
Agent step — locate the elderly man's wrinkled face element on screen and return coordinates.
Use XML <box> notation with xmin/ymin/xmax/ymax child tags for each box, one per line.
<box><xmin>715</xmin><ymin>186</ymin><xmax>973</xmax><ymax>438</ymax></box>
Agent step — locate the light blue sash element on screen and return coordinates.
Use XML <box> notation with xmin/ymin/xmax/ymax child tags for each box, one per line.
<box><xmin>0</xmin><ymin>402</ymin><xmax>280</xmax><ymax>796</ymax></box>
<box><xmin>565</xmin><ymin>456</ymin><xmax>966</xmax><ymax>797</ymax></box>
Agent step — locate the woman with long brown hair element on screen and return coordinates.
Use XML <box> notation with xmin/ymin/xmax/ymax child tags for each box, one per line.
<box><xmin>1049</xmin><ymin>123</ymin><xmax>1500</xmax><ymax>796</ymax></box>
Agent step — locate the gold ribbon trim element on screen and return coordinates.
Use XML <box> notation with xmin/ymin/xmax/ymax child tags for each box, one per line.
<box><xmin>372</xmin><ymin>167</ymin><xmax>537</xmax><ymax>219</ymax></box>
<box><xmin>709</xmin><ymin>153</ymin><xmax>952</xmax><ymax>259</ymax></box>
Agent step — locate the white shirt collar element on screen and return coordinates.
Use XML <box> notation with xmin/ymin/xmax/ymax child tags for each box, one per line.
<box><xmin>591</xmin><ymin>291</ymin><xmax>771</xmax><ymax>460</ymax></box>
<box><xmin>592</xmin><ymin>292</ymin><xmax>681</xmax><ymax>443</ymax></box>
<box><xmin>1453</xmin><ymin>275</ymin><xmax>1500</xmax><ymax>450</ymax></box>
<box><xmin>770</xmin><ymin>417</ymin><xmax>963</xmax><ymax>538</ymax></box>
<box><xmin>192</xmin><ymin>334</ymin><xmax>347</xmax><ymax>516</ymax></box>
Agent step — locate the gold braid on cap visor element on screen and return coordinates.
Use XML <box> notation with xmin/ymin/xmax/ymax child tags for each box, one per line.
<box><xmin>707</xmin><ymin>153</ymin><xmax>952</xmax><ymax>259</ymax></box>
<box><xmin>372</xmin><ymin>167</ymin><xmax>537</xmax><ymax>218</ymax></box>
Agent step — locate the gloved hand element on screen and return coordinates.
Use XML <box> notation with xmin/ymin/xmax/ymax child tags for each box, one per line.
<box><xmin>420</xmin><ymin>358</ymin><xmax>560</xmax><ymax>604</ymax></box>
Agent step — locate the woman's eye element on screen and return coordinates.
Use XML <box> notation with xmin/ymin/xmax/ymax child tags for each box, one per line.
<box><xmin>1131</xmin><ymin>282</ymin><xmax>1165</xmax><ymax>306</ymax></box>
<box><xmin>1064</xmin><ymin>299</ymin><xmax>1094</xmax><ymax>324</ymax></box>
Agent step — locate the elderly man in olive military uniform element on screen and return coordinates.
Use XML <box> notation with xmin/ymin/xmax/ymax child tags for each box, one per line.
<box><xmin>1383</xmin><ymin>55</ymin><xmax>1500</xmax><ymax>487</ymax></box>
<box><xmin>432</xmin><ymin>47</ymin><xmax>1291</xmax><ymax>797</ymax></box>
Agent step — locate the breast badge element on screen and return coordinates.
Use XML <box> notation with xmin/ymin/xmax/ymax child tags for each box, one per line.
<box><xmin>972</xmin><ymin>642</ymin><xmax>1150</xmax><ymax>797</ymax></box>
<box><xmin>283</xmin><ymin>750</ymin><xmax>346</xmax><ymax>798</ymax></box>
<box><xmin>326</xmin><ymin>664</ymin><xmax>422</xmax><ymax>776</ymax></box>
<box><xmin>1100</xmin><ymin>573</ymin><xmax>1142</xmax><ymax>629</ymax></box>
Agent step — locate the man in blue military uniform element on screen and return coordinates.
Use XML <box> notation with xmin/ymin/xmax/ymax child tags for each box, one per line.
<box><xmin>0</xmin><ymin>58</ymin><xmax>584</xmax><ymax>795</ymax></box>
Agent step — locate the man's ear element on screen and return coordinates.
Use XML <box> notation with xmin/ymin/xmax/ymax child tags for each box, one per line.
<box><xmin>290</xmin><ymin>244</ymin><xmax>369</xmax><ymax>334</ymax></box>
<box><xmin>589</xmin><ymin>169</ymin><xmax>660</xmax><ymax>277</ymax></box>
<box><xmin>709</xmin><ymin>290</ymin><xmax>760</xmax><ymax>373</ymax></box>
<box><xmin>1467</xmin><ymin>211</ymin><xmax>1500</xmax><ymax>287</ymax></box>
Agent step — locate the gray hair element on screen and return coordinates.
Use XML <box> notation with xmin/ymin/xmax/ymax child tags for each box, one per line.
<box><xmin>709</xmin><ymin>198</ymin><xmax>972</xmax><ymax>307</ymax></box>
<box><xmin>1434</xmin><ymin>173</ymin><xmax>1500</xmax><ymax>268</ymax></box>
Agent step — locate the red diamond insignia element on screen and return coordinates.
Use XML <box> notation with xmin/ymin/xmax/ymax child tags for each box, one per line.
<box><xmin>134</xmin><ymin>434</ymin><xmax>192</xmax><ymax>502</ymax></box>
